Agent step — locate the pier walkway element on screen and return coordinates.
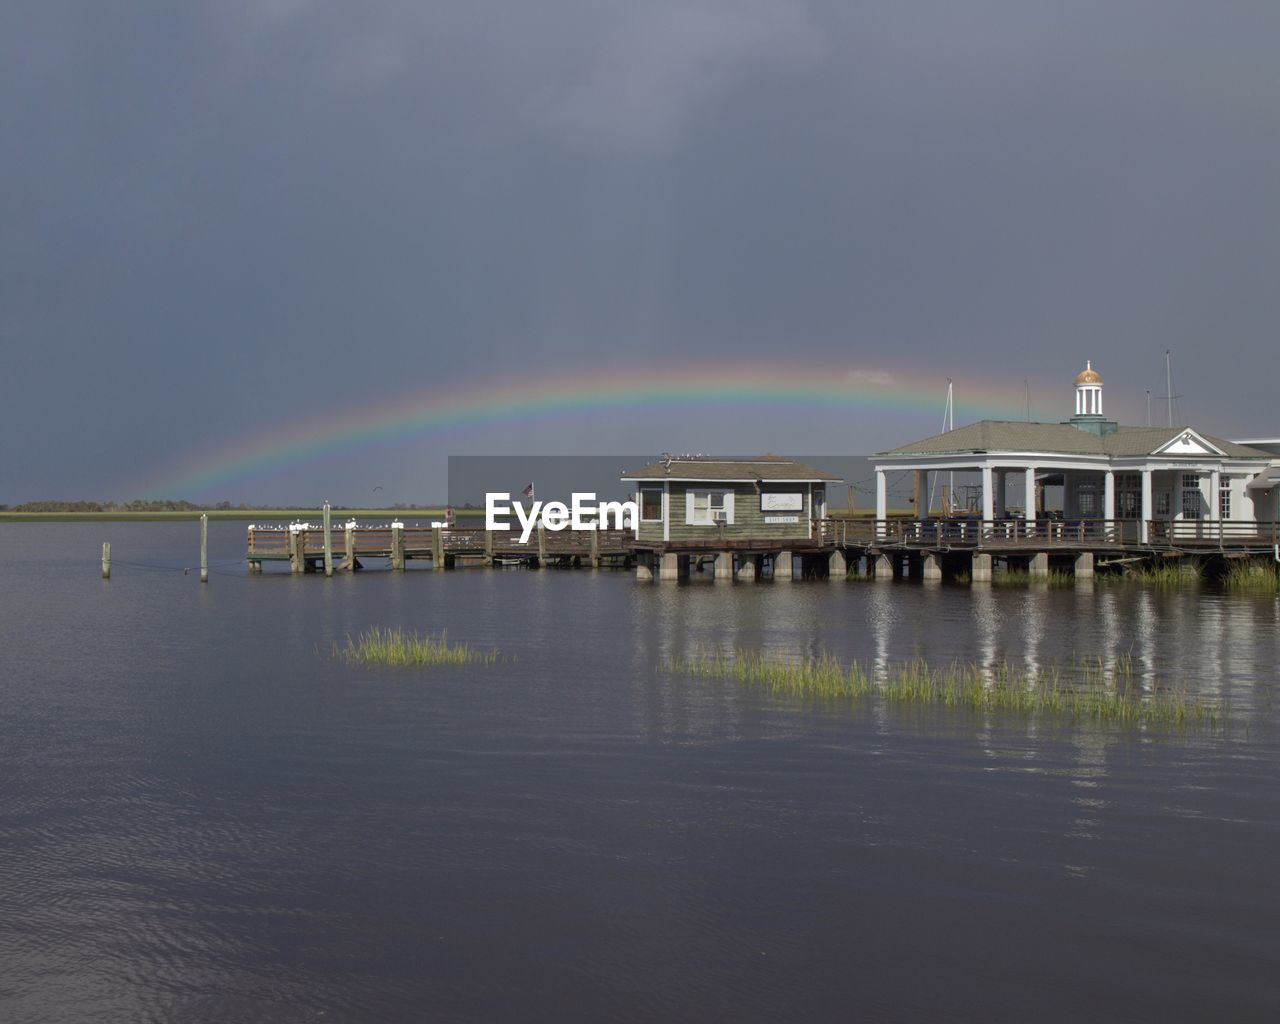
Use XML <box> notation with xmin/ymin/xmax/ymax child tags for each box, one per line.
<box><xmin>248</xmin><ymin>517</ymin><xmax>1278</xmax><ymax>579</ymax></box>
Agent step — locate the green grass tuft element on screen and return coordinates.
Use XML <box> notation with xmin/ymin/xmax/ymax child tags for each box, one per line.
<box><xmin>1223</xmin><ymin>560</ymin><xmax>1280</xmax><ymax>594</ymax></box>
<box><xmin>664</xmin><ymin>650</ymin><xmax>1220</xmax><ymax>730</ymax></box>
<box><xmin>991</xmin><ymin>568</ymin><xmax>1075</xmax><ymax>586</ymax></box>
<box><xmin>338</xmin><ymin>628</ymin><xmax>499</xmax><ymax>668</ymax></box>
<box><xmin>1106</xmin><ymin>560</ymin><xmax>1203</xmax><ymax>587</ymax></box>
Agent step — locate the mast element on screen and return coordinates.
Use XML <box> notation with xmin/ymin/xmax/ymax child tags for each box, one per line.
<box><xmin>1165</xmin><ymin>350</ymin><xmax>1173</xmax><ymax>427</ymax></box>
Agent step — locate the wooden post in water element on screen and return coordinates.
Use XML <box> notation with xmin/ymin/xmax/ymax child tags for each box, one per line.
<box><xmin>390</xmin><ymin>521</ymin><xmax>405</xmax><ymax>571</ymax></box>
<box><xmin>200</xmin><ymin>513</ymin><xmax>209</xmax><ymax>583</ymax></box>
<box><xmin>537</xmin><ymin>525</ymin><xmax>547</xmax><ymax>568</ymax></box>
<box><xmin>322</xmin><ymin>502</ymin><xmax>333</xmax><ymax>577</ymax></box>
<box><xmin>589</xmin><ymin>526</ymin><xmax>599</xmax><ymax>568</ymax></box>
<box><xmin>432</xmin><ymin>525</ymin><xmax>444</xmax><ymax>571</ymax></box>
<box><xmin>101</xmin><ymin>542</ymin><xmax>111</xmax><ymax>579</ymax></box>
<box><xmin>483</xmin><ymin>530</ymin><xmax>494</xmax><ymax>566</ymax></box>
<box><xmin>344</xmin><ymin>521</ymin><xmax>356</xmax><ymax>571</ymax></box>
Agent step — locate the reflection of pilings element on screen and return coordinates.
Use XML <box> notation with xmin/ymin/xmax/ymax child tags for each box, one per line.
<box><xmin>867</xmin><ymin>583</ymin><xmax>895</xmax><ymax>679</ymax></box>
<box><xmin>971</xmin><ymin>583</ymin><xmax>999</xmax><ymax>676</ymax></box>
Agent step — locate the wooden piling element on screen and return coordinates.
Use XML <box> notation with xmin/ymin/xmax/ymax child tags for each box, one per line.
<box><xmin>101</xmin><ymin>541</ymin><xmax>111</xmax><ymax>579</ymax></box>
<box><xmin>432</xmin><ymin>525</ymin><xmax>444</xmax><ymax>571</ymax></box>
<box><xmin>483</xmin><ymin>530</ymin><xmax>494</xmax><ymax>566</ymax></box>
<box><xmin>537</xmin><ymin>525</ymin><xmax>547</xmax><ymax>567</ymax></box>
<box><xmin>289</xmin><ymin>525</ymin><xmax>305</xmax><ymax>574</ymax></box>
<box><xmin>322</xmin><ymin>503</ymin><xmax>333</xmax><ymax>577</ymax></box>
<box><xmin>589</xmin><ymin>527</ymin><xmax>599</xmax><ymax>568</ymax></box>
<box><xmin>390</xmin><ymin>522</ymin><xmax>405</xmax><ymax>571</ymax></box>
<box><xmin>200</xmin><ymin>513</ymin><xmax>209</xmax><ymax>583</ymax></box>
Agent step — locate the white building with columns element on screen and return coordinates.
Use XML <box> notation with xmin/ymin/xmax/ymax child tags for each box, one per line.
<box><xmin>873</xmin><ymin>363</ymin><xmax>1277</xmax><ymax>543</ymax></box>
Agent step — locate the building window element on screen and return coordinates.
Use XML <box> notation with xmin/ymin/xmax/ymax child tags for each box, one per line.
<box><xmin>1181</xmin><ymin>473</ymin><xmax>1199</xmax><ymax>490</ymax></box>
<box><xmin>687</xmin><ymin>489</ymin><xmax>732</xmax><ymax>525</ymax></box>
<box><xmin>640</xmin><ymin>488</ymin><xmax>663</xmax><ymax>522</ymax></box>
<box><xmin>1182</xmin><ymin>487</ymin><xmax>1202</xmax><ymax>520</ymax></box>
<box><xmin>1220</xmin><ymin>479</ymin><xmax>1231</xmax><ymax>519</ymax></box>
<box><xmin>1078</xmin><ymin>486</ymin><xmax>1096</xmax><ymax>516</ymax></box>
<box><xmin>1115</xmin><ymin>474</ymin><xmax>1139</xmax><ymax>518</ymax></box>
<box><xmin>1157</xmin><ymin>493</ymin><xmax>1171</xmax><ymax>516</ymax></box>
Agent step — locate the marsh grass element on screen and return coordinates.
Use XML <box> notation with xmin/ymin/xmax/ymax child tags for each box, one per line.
<box><xmin>338</xmin><ymin>628</ymin><xmax>499</xmax><ymax>668</ymax></box>
<box><xmin>991</xmin><ymin>568</ymin><xmax>1075</xmax><ymax>586</ymax></box>
<box><xmin>665</xmin><ymin>650</ymin><xmax>1219</xmax><ymax>730</ymax></box>
<box><xmin>1103</xmin><ymin>560</ymin><xmax>1203</xmax><ymax>587</ymax></box>
<box><xmin>1223</xmin><ymin>561</ymin><xmax>1280</xmax><ymax>594</ymax></box>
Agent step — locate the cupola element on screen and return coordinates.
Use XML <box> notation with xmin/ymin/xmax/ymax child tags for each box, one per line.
<box><xmin>1074</xmin><ymin>360</ymin><xmax>1103</xmax><ymax>416</ymax></box>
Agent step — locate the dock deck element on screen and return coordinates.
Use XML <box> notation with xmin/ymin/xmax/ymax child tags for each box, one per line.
<box><xmin>248</xmin><ymin>517</ymin><xmax>1278</xmax><ymax>578</ymax></box>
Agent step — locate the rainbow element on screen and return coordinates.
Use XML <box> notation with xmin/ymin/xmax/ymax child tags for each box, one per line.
<box><xmin>136</xmin><ymin>362</ymin><xmax>1035</xmax><ymax>498</ymax></box>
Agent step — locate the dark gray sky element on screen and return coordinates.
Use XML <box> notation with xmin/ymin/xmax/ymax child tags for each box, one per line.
<box><xmin>3</xmin><ymin>1</ymin><xmax>1278</xmax><ymax>504</ymax></box>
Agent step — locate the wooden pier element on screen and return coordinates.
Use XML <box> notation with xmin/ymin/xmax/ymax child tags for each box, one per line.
<box><xmin>247</xmin><ymin>522</ymin><xmax>633</xmax><ymax>573</ymax></box>
<box><xmin>247</xmin><ymin>517</ymin><xmax>1278</xmax><ymax>580</ymax></box>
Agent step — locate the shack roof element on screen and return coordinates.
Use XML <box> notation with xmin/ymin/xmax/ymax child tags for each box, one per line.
<box><xmin>879</xmin><ymin>421</ymin><xmax>1270</xmax><ymax>459</ymax></box>
<box><xmin>622</xmin><ymin>455</ymin><xmax>842</xmax><ymax>482</ymax></box>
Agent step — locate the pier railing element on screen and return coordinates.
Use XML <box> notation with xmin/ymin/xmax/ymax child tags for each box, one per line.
<box><xmin>825</xmin><ymin>518</ymin><xmax>1279</xmax><ymax>551</ymax></box>
<box><xmin>246</xmin><ymin>523</ymin><xmax>633</xmax><ymax>561</ymax></box>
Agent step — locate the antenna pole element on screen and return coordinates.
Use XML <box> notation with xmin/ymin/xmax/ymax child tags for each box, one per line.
<box><xmin>1146</xmin><ymin>389</ymin><xmax>1151</xmax><ymax>427</ymax></box>
<box><xmin>1165</xmin><ymin>350</ymin><xmax>1173</xmax><ymax>427</ymax></box>
<box><xmin>947</xmin><ymin>380</ymin><xmax>954</xmax><ymax>509</ymax></box>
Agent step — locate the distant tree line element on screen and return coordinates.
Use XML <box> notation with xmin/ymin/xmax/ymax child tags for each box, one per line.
<box><xmin>6</xmin><ymin>499</ymin><xmax>208</xmax><ymax>513</ymax></box>
<box><xmin>2</xmin><ymin>500</ymin><xmax>449</xmax><ymax>512</ymax></box>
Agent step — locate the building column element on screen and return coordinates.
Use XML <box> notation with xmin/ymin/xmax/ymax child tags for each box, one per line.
<box><xmin>737</xmin><ymin>555</ymin><xmax>759</xmax><ymax>581</ymax></box>
<box><xmin>875</xmin><ymin>470</ymin><xmax>887</xmax><ymax>538</ymax></box>
<box><xmin>994</xmin><ymin>470</ymin><xmax>1006</xmax><ymax>519</ymax></box>
<box><xmin>981</xmin><ymin>465</ymin><xmax>994</xmax><ymax>525</ymax></box>
<box><xmin>1104</xmin><ymin>471</ymin><xmax>1115</xmax><ymax>539</ymax></box>
<box><xmin>915</xmin><ymin>470</ymin><xmax>928</xmax><ymax>517</ymax></box>
<box><xmin>1209</xmin><ymin>469</ymin><xmax>1221</xmax><ymax>521</ymax></box>
<box><xmin>635</xmin><ymin>553</ymin><xmax>654</xmax><ymax>581</ymax></box>
<box><xmin>714</xmin><ymin>551</ymin><xmax>733</xmax><ymax>580</ymax></box>
<box><xmin>874</xmin><ymin>553</ymin><xmax>894</xmax><ymax>581</ymax></box>
<box><xmin>659</xmin><ymin>553</ymin><xmax>681</xmax><ymax>580</ymax></box>
<box><xmin>1075</xmin><ymin>552</ymin><xmax>1094</xmax><ymax>579</ymax></box>
<box><xmin>971</xmin><ymin>553</ymin><xmax>992</xmax><ymax>582</ymax></box>
<box><xmin>922</xmin><ymin>552</ymin><xmax>942</xmax><ymax>581</ymax></box>
<box><xmin>1029</xmin><ymin>552</ymin><xmax>1049</xmax><ymax>578</ymax></box>
<box><xmin>1024</xmin><ymin>468</ymin><xmax>1037</xmax><ymax>524</ymax></box>
<box><xmin>1141</xmin><ymin>469</ymin><xmax>1153</xmax><ymax>543</ymax></box>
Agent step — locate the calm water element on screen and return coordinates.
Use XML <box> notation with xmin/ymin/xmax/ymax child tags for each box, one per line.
<box><xmin>2</xmin><ymin>522</ymin><xmax>1278</xmax><ymax>1023</ymax></box>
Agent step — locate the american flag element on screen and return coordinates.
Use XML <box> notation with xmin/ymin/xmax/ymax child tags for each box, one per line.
<box><xmin>521</xmin><ymin>482</ymin><xmax>535</xmax><ymax>499</ymax></box>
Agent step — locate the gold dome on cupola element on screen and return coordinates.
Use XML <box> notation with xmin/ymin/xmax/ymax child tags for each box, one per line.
<box><xmin>1075</xmin><ymin>360</ymin><xmax>1102</xmax><ymax>385</ymax></box>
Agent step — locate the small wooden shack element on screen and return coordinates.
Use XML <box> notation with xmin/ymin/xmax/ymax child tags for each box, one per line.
<box><xmin>621</xmin><ymin>454</ymin><xmax>841</xmax><ymax>580</ymax></box>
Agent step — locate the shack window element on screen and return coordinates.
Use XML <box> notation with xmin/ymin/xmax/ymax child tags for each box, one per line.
<box><xmin>1220</xmin><ymin>479</ymin><xmax>1231</xmax><ymax>519</ymax></box>
<box><xmin>686</xmin><ymin>489</ymin><xmax>733</xmax><ymax>525</ymax></box>
<box><xmin>640</xmin><ymin>488</ymin><xmax>663</xmax><ymax>522</ymax></box>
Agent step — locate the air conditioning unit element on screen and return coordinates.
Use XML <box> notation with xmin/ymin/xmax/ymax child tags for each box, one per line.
<box><xmin>711</xmin><ymin>509</ymin><xmax>728</xmax><ymax>523</ymax></box>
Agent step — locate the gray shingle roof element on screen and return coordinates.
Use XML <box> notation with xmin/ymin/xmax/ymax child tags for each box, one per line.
<box><xmin>879</xmin><ymin>421</ymin><xmax>1270</xmax><ymax>459</ymax></box>
<box><xmin>622</xmin><ymin>455</ymin><xmax>842</xmax><ymax>482</ymax></box>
